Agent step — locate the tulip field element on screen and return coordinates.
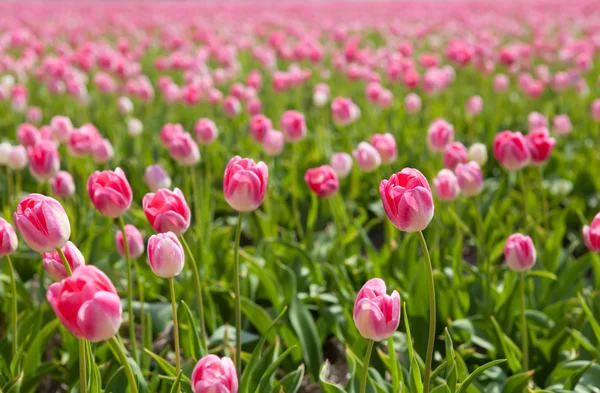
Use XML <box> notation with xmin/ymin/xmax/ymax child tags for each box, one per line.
<box><xmin>3</xmin><ymin>1</ymin><xmax>600</xmax><ymax>392</ymax></box>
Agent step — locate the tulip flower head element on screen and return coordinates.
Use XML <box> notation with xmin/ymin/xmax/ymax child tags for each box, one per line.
<box><xmin>427</xmin><ymin>119</ymin><xmax>454</xmax><ymax>152</ymax></box>
<box><xmin>195</xmin><ymin>118</ymin><xmax>218</xmax><ymax>145</ymax></box>
<box><xmin>433</xmin><ymin>169</ymin><xmax>460</xmax><ymax>201</ymax></box>
<box><xmin>353</xmin><ymin>142</ymin><xmax>381</xmax><ymax>173</ymax></box>
<box><xmin>51</xmin><ymin>171</ymin><xmax>76</xmax><ymax>198</ymax></box>
<box><xmin>370</xmin><ymin>133</ymin><xmax>397</xmax><ymax>165</ymax></box>
<box><xmin>304</xmin><ymin>165</ymin><xmax>340</xmax><ymax>198</ymax></box>
<box><xmin>249</xmin><ymin>114</ymin><xmax>273</xmax><ymax>143</ymax></box>
<box><xmin>42</xmin><ymin>241</ymin><xmax>85</xmax><ymax>281</ymax></box>
<box><xmin>353</xmin><ymin>278</ymin><xmax>400</xmax><ymax>341</ymax></box>
<box><xmin>116</xmin><ymin>224</ymin><xmax>145</xmax><ymax>259</ymax></box>
<box><xmin>87</xmin><ymin>168</ymin><xmax>133</xmax><ymax>218</ymax></box>
<box><xmin>262</xmin><ymin>130</ymin><xmax>284</xmax><ymax>156</ymax></box>
<box><xmin>192</xmin><ymin>355</ymin><xmax>238</xmax><ymax>393</ymax></box>
<box><xmin>455</xmin><ymin>161</ymin><xmax>484</xmax><ymax>197</ymax></box>
<box><xmin>526</xmin><ymin>127</ymin><xmax>555</xmax><ymax>165</ymax></box>
<box><xmin>380</xmin><ymin>168</ymin><xmax>434</xmax><ymax>232</ymax></box>
<box><xmin>223</xmin><ymin>156</ymin><xmax>268</xmax><ymax>212</ymax></box>
<box><xmin>493</xmin><ymin>131</ymin><xmax>530</xmax><ymax>171</ymax></box>
<box><xmin>143</xmin><ymin>188</ymin><xmax>191</xmax><ymax>236</ymax></box>
<box><xmin>280</xmin><ymin>110</ymin><xmax>306</xmax><ymax>143</ymax></box>
<box><xmin>583</xmin><ymin>213</ymin><xmax>600</xmax><ymax>252</ymax></box>
<box><xmin>28</xmin><ymin>140</ymin><xmax>60</xmax><ymax>181</ymax></box>
<box><xmin>443</xmin><ymin>142</ymin><xmax>468</xmax><ymax>171</ymax></box>
<box><xmin>504</xmin><ymin>233</ymin><xmax>536</xmax><ymax>272</ymax></box>
<box><xmin>330</xmin><ymin>152</ymin><xmax>353</xmax><ymax>178</ymax></box>
<box><xmin>147</xmin><ymin>232</ymin><xmax>185</xmax><ymax>278</ymax></box>
<box><xmin>0</xmin><ymin>218</ymin><xmax>18</xmax><ymax>257</ymax></box>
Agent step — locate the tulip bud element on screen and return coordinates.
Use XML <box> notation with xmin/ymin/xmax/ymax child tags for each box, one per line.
<box><xmin>330</xmin><ymin>152</ymin><xmax>353</xmax><ymax>178</ymax></box>
<box><xmin>42</xmin><ymin>241</ymin><xmax>85</xmax><ymax>281</ymax></box>
<box><xmin>51</xmin><ymin>171</ymin><xmax>76</xmax><ymax>198</ymax></box>
<box><xmin>526</xmin><ymin>127</ymin><xmax>555</xmax><ymax>165</ymax></box>
<box><xmin>223</xmin><ymin>96</ymin><xmax>241</xmax><ymax>117</ymax></box>
<box><xmin>14</xmin><ymin>194</ymin><xmax>71</xmax><ymax>253</ymax></box>
<box><xmin>591</xmin><ymin>99</ymin><xmax>600</xmax><ymax>122</ymax></box>
<box><xmin>249</xmin><ymin>114</ymin><xmax>272</xmax><ymax>143</ymax></box>
<box><xmin>143</xmin><ymin>188</ymin><xmax>191</xmax><ymax>236</ymax></box>
<box><xmin>370</xmin><ymin>133</ymin><xmax>397</xmax><ymax>165</ymax></box>
<box><xmin>167</xmin><ymin>133</ymin><xmax>200</xmax><ymax>166</ymax></box>
<box><xmin>552</xmin><ymin>114</ymin><xmax>572</xmax><ymax>136</ymax></box>
<box><xmin>493</xmin><ymin>74</ymin><xmax>510</xmax><ymax>93</ymax></box>
<box><xmin>427</xmin><ymin>119</ymin><xmax>454</xmax><ymax>152</ymax></box>
<box><xmin>353</xmin><ymin>278</ymin><xmax>400</xmax><ymax>341</ymax></box>
<box><xmin>144</xmin><ymin>164</ymin><xmax>172</xmax><ymax>192</ymax></box>
<box><xmin>304</xmin><ymin>165</ymin><xmax>339</xmax><ymax>198</ymax></box>
<box><xmin>223</xmin><ymin>156</ymin><xmax>268</xmax><ymax>212</ymax></box>
<box><xmin>353</xmin><ymin>142</ymin><xmax>381</xmax><ymax>173</ymax></box>
<box><xmin>583</xmin><ymin>213</ymin><xmax>600</xmax><ymax>252</ymax></box>
<box><xmin>50</xmin><ymin>116</ymin><xmax>73</xmax><ymax>143</ymax></box>
<box><xmin>17</xmin><ymin>123</ymin><xmax>40</xmax><ymax>147</ymax></box>
<box><xmin>433</xmin><ymin>169</ymin><xmax>460</xmax><ymax>201</ymax></box>
<box><xmin>26</xmin><ymin>106</ymin><xmax>42</xmax><ymax>124</ymax></box>
<box><xmin>465</xmin><ymin>95</ymin><xmax>483</xmax><ymax>116</ymax></box>
<box><xmin>118</xmin><ymin>96</ymin><xmax>134</xmax><ymax>115</ymax></box>
<box><xmin>7</xmin><ymin>145</ymin><xmax>28</xmax><ymax>170</ymax></box>
<box><xmin>116</xmin><ymin>224</ymin><xmax>145</xmax><ymax>259</ymax></box>
<box><xmin>262</xmin><ymin>130</ymin><xmax>284</xmax><ymax>156</ymax></box>
<box><xmin>493</xmin><ymin>131</ymin><xmax>530</xmax><ymax>171</ymax></box>
<box><xmin>280</xmin><ymin>110</ymin><xmax>306</xmax><ymax>143</ymax></box>
<box><xmin>191</xmin><ymin>355</ymin><xmax>238</xmax><ymax>393</ymax></box>
<box><xmin>87</xmin><ymin>168</ymin><xmax>133</xmax><ymax>218</ymax></box>
<box><xmin>527</xmin><ymin>112</ymin><xmax>548</xmax><ymax>130</ymax></box>
<box><xmin>0</xmin><ymin>218</ymin><xmax>18</xmax><ymax>257</ymax></box>
<box><xmin>92</xmin><ymin>138</ymin><xmax>114</xmax><ymax>164</ymax></box>
<box><xmin>0</xmin><ymin>142</ymin><xmax>12</xmax><ymax>166</ymax></box>
<box><xmin>504</xmin><ymin>233</ymin><xmax>536</xmax><ymax>272</ymax></box>
<box><xmin>194</xmin><ymin>118</ymin><xmax>218</xmax><ymax>145</ymax></box>
<box><xmin>404</xmin><ymin>93</ymin><xmax>422</xmax><ymax>114</ymax></box>
<box><xmin>443</xmin><ymin>142</ymin><xmax>468</xmax><ymax>171</ymax></box>
<box><xmin>455</xmin><ymin>161</ymin><xmax>484</xmax><ymax>197</ymax></box>
<box><xmin>147</xmin><ymin>232</ymin><xmax>185</xmax><ymax>278</ymax></box>
<box><xmin>27</xmin><ymin>141</ymin><xmax>60</xmax><ymax>181</ymax></box>
<box><xmin>467</xmin><ymin>143</ymin><xmax>487</xmax><ymax>165</ymax></box>
<box><xmin>380</xmin><ymin>168</ymin><xmax>434</xmax><ymax>232</ymax></box>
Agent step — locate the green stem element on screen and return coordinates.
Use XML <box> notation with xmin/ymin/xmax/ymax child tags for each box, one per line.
<box><xmin>6</xmin><ymin>168</ymin><xmax>14</xmax><ymax>207</ymax></box>
<box><xmin>6</xmin><ymin>256</ymin><xmax>17</xmax><ymax>358</ymax></box>
<box><xmin>475</xmin><ymin>197</ymin><xmax>489</xmax><ymax>310</ymax></box>
<box><xmin>133</xmin><ymin>259</ymin><xmax>146</xmax><ymax>369</ymax></box>
<box><xmin>108</xmin><ymin>337</ymin><xmax>139</xmax><ymax>393</ymax></box>
<box><xmin>537</xmin><ymin>166</ymin><xmax>549</xmax><ymax>232</ymax></box>
<box><xmin>56</xmin><ymin>247</ymin><xmax>73</xmax><ymax>276</ymax></box>
<box><xmin>233</xmin><ymin>212</ymin><xmax>243</xmax><ymax>378</ymax></box>
<box><xmin>179</xmin><ymin>236</ymin><xmax>207</xmax><ymax>352</ymax></box>
<box><xmin>418</xmin><ymin>231</ymin><xmax>436</xmax><ymax>393</ymax></box>
<box><xmin>79</xmin><ymin>338</ymin><xmax>87</xmax><ymax>393</ymax></box>
<box><xmin>118</xmin><ymin>217</ymin><xmax>138</xmax><ymax>363</ymax></box>
<box><xmin>518</xmin><ymin>171</ymin><xmax>529</xmax><ymax>230</ymax></box>
<box><xmin>359</xmin><ymin>340</ymin><xmax>374</xmax><ymax>393</ymax></box>
<box><xmin>520</xmin><ymin>273</ymin><xmax>529</xmax><ymax>371</ymax></box>
<box><xmin>169</xmin><ymin>278</ymin><xmax>181</xmax><ymax>378</ymax></box>
<box><xmin>189</xmin><ymin>166</ymin><xmax>206</xmax><ymax>258</ymax></box>
<box><xmin>290</xmin><ymin>144</ymin><xmax>305</xmax><ymax>241</ymax></box>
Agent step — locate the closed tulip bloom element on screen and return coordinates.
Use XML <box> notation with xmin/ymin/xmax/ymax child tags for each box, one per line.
<box><xmin>145</xmin><ymin>164</ymin><xmax>172</xmax><ymax>191</ymax></box>
<box><xmin>0</xmin><ymin>142</ymin><xmax>12</xmax><ymax>165</ymax></box>
<box><xmin>160</xmin><ymin>124</ymin><xmax>186</xmax><ymax>146</ymax></box>
<box><xmin>194</xmin><ymin>118</ymin><xmax>218</xmax><ymax>145</ymax></box>
<box><xmin>493</xmin><ymin>74</ymin><xmax>510</xmax><ymax>93</ymax></box>
<box><xmin>143</xmin><ymin>188</ymin><xmax>191</xmax><ymax>236</ymax></box>
<box><xmin>527</xmin><ymin>112</ymin><xmax>548</xmax><ymax>130</ymax></box>
<box><xmin>42</xmin><ymin>241</ymin><xmax>85</xmax><ymax>281</ymax></box>
<box><xmin>223</xmin><ymin>96</ymin><xmax>241</xmax><ymax>117</ymax></box>
<box><xmin>50</xmin><ymin>171</ymin><xmax>76</xmax><ymax>198</ymax></box>
<box><xmin>553</xmin><ymin>114</ymin><xmax>572</xmax><ymax>136</ymax></box>
<box><xmin>353</xmin><ymin>278</ymin><xmax>400</xmax><ymax>341</ymax></box>
<box><xmin>304</xmin><ymin>165</ymin><xmax>339</xmax><ymax>198</ymax></box>
<box><xmin>380</xmin><ymin>168</ymin><xmax>434</xmax><ymax>232</ymax></box>
<box><xmin>17</xmin><ymin>123</ymin><xmax>40</xmax><ymax>147</ymax></box>
<box><xmin>371</xmin><ymin>133</ymin><xmax>397</xmax><ymax>165</ymax></box>
<box><xmin>192</xmin><ymin>355</ymin><xmax>238</xmax><ymax>393</ymax></box>
<box><xmin>313</xmin><ymin>84</ymin><xmax>330</xmax><ymax>107</ymax></box>
<box><xmin>330</xmin><ymin>152</ymin><xmax>353</xmax><ymax>178</ymax></box>
<box><xmin>404</xmin><ymin>93</ymin><xmax>422</xmax><ymax>114</ymax></box>
<box><xmin>127</xmin><ymin>118</ymin><xmax>143</xmax><ymax>137</ymax></box>
<box><xmin>526</xmin><ymin>127</ymin><xmax>555</xmax><ymax>165</ymax></box>
<box><xmin>591</xmin><ymin>99</ymin><xmax>600</xmax><ymax>122</ymax></box>
<box><xmin>493</xmin><ymin>131</ymin><xmax>530</xmax><ymax>171</ymax></box>
<box><xmin>467</xmin><ymin>143</ymin><xmax>487</xmax><ymax>166</ymax></box>
<box><xmin>443</xmin><ymin>142</ymin><xmax>468</xmax><ymax>170</ymax></box>
<box><xmin>92</xmin><ymin>138</ymin><xmax>114</xmax><ymax>164</ymax></box>
<box><xmin>378</xmin><ymin>89</ymin><xmax>393</xmax><ymax>109</ymax></box>
<box><xmin>27</xmin><ymin>141</ymin><xmax>60</xmax><ymax>181</ymax></box>
<box><xmin>87</xmin><ymin>168</ymin><xmax>133</xmax><ymax>218</ymax></box>
<box><xmin>280</xmin><ymin>110</ymin><xmax>306</xmax><ymax>142</ymax></box>
<box><xmin>116</xmin><ymin>224</ymin><xmax>145</xmax><ymax>259</ymax></box>
<box><xmin>68</xmin><ymin>124</ymin><xmax>102</xmax><ymax>157</ymax></box>
<box><xmin>147</xmin><ymin>232</ymin><xmax>185</xmax><ymax>278</ymax></box>
<box><xmin>14</xmin><ymin>194</ymin><xmax>71</xmax><ymax>253</ymax></box>
<box><xmin>249</xmin><ymin>114</ymin><xmax>272</xmax><ymax>143</ymax></box>
<box><xmin>504</xmin><ymin>233</ymin><xmax>536</xmax><ymax>272</ymax></box>
<box><xmin>433</xmin><ymin>169</ymin><xmax>460</xmax><ymax>201</ymax></box>
<box><xmin>0</xmin><ymin>218</ymin><xmax>18</xmax><ymax>257</ymax></box>
<box><xmin>167</xmin><ymin>133</ymin><xmax>200</xmax><ymax>166</ymax></box>
<box><xmin>455</xmin><ymin>161</ymin><xmax>484</xmax><ymax>197</ymax></box>
<box><xmin>427</xmin><ymin>119</ymin><xmax>454</xmax><ymax>152</ymax></box>
<box><xmin>27</xmin><ymin>106</ymin><xmax>42</xmax><ymax>124</ymax></box>
<box><xmin>262</xmin><ymin>130</ymin><xmax>284</xmax><ymax>156</ymax></box>
<box><xmin>8</xmin><ymin>145</ymin><xmax>28</xmax><ymax>170</ymax></box>
<box><xmin>583</xmin><ymin>213</ymin><xmax>600</xmax><ymax>252</ymax></box>
<box><xmin>223</xmin><ymin>156</ymin><xmax>268</xmax><ymax>212</ymax></box>
<box><xmin>47</xmin><ymin>265</ymin><xmax>121</xmax><ymax>342</ymax></box>
<box><xmin>331</xmin><ymin>97</ymin><xmax>360</xmax><ymax>126</ymax></box>
<box><xmin>465</xmin><ymin>95</ymin><xmax>483</xmax><ymax>116</ymax></box>
<box><xmin>353</xmin><ymin>142</ymin><xmax>381</xmax><ymax>173</ymax></box>
<box><xmin>118</xmin><ymin>96</ymin><xmax>134</xmax><ymax>115</ymax></box>
<box><xmin>50</xmin><ymin>116</ymin><xmax>73</xmax><ymax>143</ymax></box>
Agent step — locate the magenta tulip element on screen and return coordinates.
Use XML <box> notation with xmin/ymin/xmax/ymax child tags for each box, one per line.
<box><xmin>143</xmin><ymin>188</ymin><xmax>191</xmax><ymax>236</ymax></box>
<box><xmin>87</xmin><ymin>168</ymin><xmax>133</xmax><ymax>218</ymax></box>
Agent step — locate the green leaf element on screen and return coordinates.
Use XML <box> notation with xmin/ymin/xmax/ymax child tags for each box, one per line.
<box><xmin>502</xmin><ymin>370</ymin><xmax>534</xmax><ymax>393</ymax></box>
<box><xmin>22</xmin><ymin>319</ymin><xmax>60</xmax><ymax>373</ymax></box>
<box><xmin>525</xmin><ymin>271</ymin><xmax>557</xmax><ymax>281</ymax></box>
<box><xmin>490</xmin><ymin>316</ymin><xmax>521</xmax><ymax>374</ymax></box>
<box><xmin>456</xmin><ymin>359</ymin><xmax>506</xmax><ymax>393</ymax></box>
<box><xmin>169</xmin><ymin>371</ymin><xmax>183</xmax><ymax>393</ymax></box>
<box><xmin>180</xmin><ymin>300</ymin><xmax>205</xmax><ymax>361</ymax></box>
<box><xmin>319</xmin><ymin>361</ymin><xmax>346</xmax><ymax>393</ymax></box>
<box><xmin>444</xmin><ymin>329</ymin><xmax>457</xmax><ymax>392</ymax></box>
<box><xmin>386</xmin><ymin>335</ymin><xmax>401</xmax><ymax>393</ymax></box>
<box><xmin>578</xmin><ymin>293</ymin><xmax>600</xmax><ymax>344</ymax></box>
<box><xmin>3</xmin><ymin>371</ymin><xmax>23</xmax><ymax>393</ymax></box>
<box><xmin>410</xmin><ymin>356</ymin><xmax>424</xmax><ymax>393</ymax></box>
<box><xmin>563</xmin><ymin>361</ymin><xmax>595</xmax><ymax>390</ymax></box>
<box><xmin>255</xmin><ymin>346</ymin><xmax>297</xmax><ymax>393</ymax></box>
<box><xmin>567</xmin><ymin>328</ymin><xmax>600</xmax><ymax>357</ymax></box>
<box><xmin>278</xmin><ymin>365</ymin><xmax>304</xmax><ymax>393</ymax></box>
<box><xmin>143</xmin><ymin>348</ymin><xmax>191</xmax><ymax>386</ymax></box>
<box><xmin>240</xmin><ymin>297</ymin><xmax>277</xmax><ymax>343</ymax></box>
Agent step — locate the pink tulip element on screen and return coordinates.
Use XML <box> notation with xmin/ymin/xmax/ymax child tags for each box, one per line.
<box><xmin>330</xmin><ymin>152</ymin><xmax>353</xmax><ymax>178</ymax></box>
<box><xmin>378</xmin><ymin>89</ymin><xmax>393</xmax><ymax>109</ymax></box>
<box><xmin>583</xmin><ymin>213</ymin><xmax>600</xmax><ymax>252</ymax></box>
<box><xmin>50</xmin><ymin>171</ymin><xmax>76</xmax><ymax>198</ymax></box>
<box><xmin>353</xmin><ymin>278</ymin><xmax>400</xmax><ymax>341</ymax></box>
<box><xmin>27</xmin><ymin>141</ymin><xmax>60</xmax><ymax>181</ymax></box>
<box><xmin>404</xmin><ymin>93</ymin><xmax>422</xmax><ymax>114</ymax></box>
<box><xmin>47</xmin><ymin>265</ymin><xmax>121</xmax><ymax>342</ymax></box>
<box><xmin>147</xmin><ymin>232</ymin><xmax>185</xmax><ymax>278</ymax></box>
<box><xmin>117</xmin><ymin>96</ymin><xmax>134</xmax><ymax>115</ymax></box>
<box><xmin>353</xmin><ymin>142</ymin><xmax>381</xmax><ymax>173</ymax></box>
<box><xmin>526</xmin><ymin>127</ymin><xmax>556</xmax><ymax>165</ymax></box>
<box><xmin>493</xmin><ymin>131</ymin><xmax>530</xmax><ymax>171</ymax></box>
<box><xmin>223</xmin><ymin>96</ymin><xmax>241</xmax><ymax>117</ymax></box>
<box><xmin>42</xmin><ymin>241</ymin><xmax>85</xmax><ymax>281</ymax></box>
<box><xmin>115</xmin><ymin>224</ymin><xmax>145</xmax><ymax>259</ymax></box>
<box><xmin>68</xmin><ymin>124</ymin><xmax>102</xmax><ymax>157</ymax></box>
<box><xmin>370</xmin><ymin>133</ymin><xmax>397</xmax><ymax>165</ymax></box>
<box><xmin>304</xmin><ymin>165</ymin><xmax>339</xmax><ymax>198</ymax></box>
<box><xmin>465</xmin><ymin>95</ymin><xmax>483</xmax><ymax>116</ymax></box>
<box><xmin>592</xmin><ymin>99</ymin><xmax>600</xmax><ymax>122</ymax></box>
<box><xmin>262</xmin><ymin>130</ymin><xmax>284</xmax><ymax>156</ymax></box>
<box><xmin>433</xmin><ymin>169</ymin><xmax>460</xmax><ymax>201</ymax></box>
<box><xmin>493</xmin><ymin>74</ymin><xmax>510</xmax><ymax>93</ymax></box>
<box><xmin>17</xmin><ymin>124</ymin><xmax>39</xmax><ymax>147</ymax></box>
<box><xmin>223</xmin><ymin>156</ymin><xmax>268</xmax><ymax>212</ymax></box>
<box><xmin>249</xmin><ymin>114</ymin><xmax>272</xmax><ymax>143</ymax></box>
<box><xmin>552</xmin><ymin>114</ymin><xmax>572</xmax><ymax>136</ymax></box>
<box><xmin>427</xmin><ymin>119</ymin><xmax>454</xmax><ymax>152</ymax></box>
<box><xmin>0</xmin><ymin>218</ymin><xmax>18</xmax><ymax>257</ymax></box>
<box><xmin>160</xmin><ymin>123</ymin><xmax>186</xmax><ymax>146</ymax></box>
<box><xmin>167</xmin><ymin>133</ymin><xmax>200</xmax><ymax>166</ymax></box>
<box><xmin>380</xmin><ymin>168</ymin><xmax>434</xmax><ymax>232</ymax></box>
<box><xmin>50</xmin><ymin>116</ymin><xmax>73</xmax><ymax>143</ymax></box>
<box><xmin>14</xmin><ymin>194</ymin><xmax>71</xmax><ymax>253</ymax></box>
<box><xmin>26</xmin><ymin>106</ymin><xmax>42</xmax><ymax>124</ymax></box>
<box><xmin>92</xmin><ymin>138</ymin><xmax>114</xmax><ymax>164</ymax></box>
<box><xmin>143</xmin><ymin>188</ymin><xmax>191</xmax><ymax>236</ymax></box>
<box><xmin>443</xmin><ymin>142</ymin><xmax>468</xmax><ymax>171</ymax></box>
<box><xmin>87</xmin><ymin>168</ymin><xmax>133</xmax><ymax>218</ymax></box>
<box><xmin>280</xmin><ymin>110</ymin><xmax>306</xmax><ymax>143</ymax></box>
<box><xmin>192</xmin><ymin>355</ymin><xmax>238</xmax><ymax>393</ymax></box>
<box><xmin>7</xmin><ymin>145</ymin><xmax>28</xmax><ymax>170</ymax></box>
<box><xmin>331</xmin><ymin>97</ymin><xmax>360</xmax><ymax>126</ymax></box>
<box><xmin>455</xmin><ymin>161</ymin><xmax>484</xmax><ymax>197</ymax></box>
<box><xmin>527</xmin><ymin>112</ymin><xmax>548</xmax><ymax>130</ymax></box>
<box><xmin>194</xmin><ymin>118</ymin><xmax>218</xmax><ymax>145</ymax></box>
<box><xmin>504</xmin><ymin>233</ymin><xmax>536</xmax><ymax>272</ymax></box>
<box><xmin>145</xmin><ymin>164</ymin><xmax>172</xmax><ymax>191</ymax></box>
<box><xmin>247</xmin><ymin>98</ymin><xmax>263</xmax><ymax>116</ymax></box>
<box><xmin>313</xmin><ymin>83</ymin><xmax>330</xmax><ymax>107</ymax></box>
